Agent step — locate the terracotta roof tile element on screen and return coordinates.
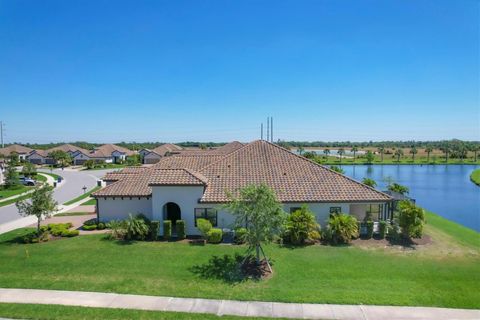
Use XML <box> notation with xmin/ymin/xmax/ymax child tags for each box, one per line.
<box><xmin>149</xmin><ymin>169</ymin><xmax>207</xmax><ymax>186</ymax></box>
<box><xmin>0</xmin><ymin>144</ymin><xmax>33</xmax><ymax>155</ymax></box>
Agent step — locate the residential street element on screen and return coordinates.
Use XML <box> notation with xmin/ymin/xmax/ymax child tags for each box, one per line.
<box><xmin>0</xmin><ymin>168</ymin><xmax>114</xmax><ymax>224</ymax></box>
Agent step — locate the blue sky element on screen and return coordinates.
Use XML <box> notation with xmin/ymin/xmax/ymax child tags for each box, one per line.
<box><xmin>0</xmin><ymin>0</ymin><xmax>478</xmax><ymax>143</ymax></box>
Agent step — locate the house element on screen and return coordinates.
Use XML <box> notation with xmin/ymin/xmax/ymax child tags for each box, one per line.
<box><xmin>71</xmin><ymin>144</ymin><xmax>135</xmax><ymax>165</ymax></box>
<box><xmin>93</xmin><ymin>140</ymin><xmax>392</xmax><ymax>236</ymax></box>
<box><xmin>27</xmin><ymin>144</ymin><xmax>91</xmax><ymax>165</ymax></box>
<box><xmin>142</xmin><ymin>143</ymin><xmax>184</xmax><ymax>164</ymax></box>
<box><xmin>0</xmin><ymin>144</ymin><xmax>33</xmax><ymax>161</ymax></box>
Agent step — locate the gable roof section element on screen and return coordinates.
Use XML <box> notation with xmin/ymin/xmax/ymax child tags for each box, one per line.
<box><xmin>0</xmin><ymin>144</ymin><xmax>33</xmax><ymax>155</ymax></box>
<box><xmin>91</xmin><ymin>144</ymin><xmax>134</xmax><ymax>158</ymax></box>
<box><xmin>103</xmin><ymin>167</ymin><xmax>148</xmax><ymax>182</ymax></box>
<box><xmin>28</xmin><ymin>149</ymin><xmax>49</xmax><ymax>158</ymax></box>
<box><xmin>149</xmin><ymin>168</ymin><xmax>207</xmax><ymax>186</ymax></box>
<box><xmin>94</xmin><ymin>172</ymin><xmax>152</xmax><ymax>197</ymax></box>
<box><xmin>199</xmin><ymin>140</ymin><xmax>391</xmax><ymax>203</ymax></box>
<box><xmin>46</xmin><ymin>144</ymin><xmax>90</xmax><ymax>155</ymax></box>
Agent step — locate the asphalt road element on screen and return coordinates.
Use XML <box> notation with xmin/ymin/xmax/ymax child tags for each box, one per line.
<box><xmin>0</xmin><ymin>168</ymin><xmax>114</xmax><ymax>224</ymax></box>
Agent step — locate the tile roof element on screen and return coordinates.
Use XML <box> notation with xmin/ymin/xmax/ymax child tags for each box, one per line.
<box><xmin>199</xmin><ymin>141</ymin><xmax>391</xmax><ymax>203</ymax></box>
<box><xmin>0</xmin><ymin>144</ymin><xmax>33</xmax><ymax>155</ymax></box>
<box><xmin>102</xmin><ymin>167</ymin><xmax>148</xmax><ymax>181</ymax></box>
<box><xmin>93</xmin><ymin>140</ymin><xmax>391</xmax><ymax>203</ymax></box>
<box><xmin>91</xmin><ymin>144</ymin><xmax>134</xmax><ymax>158</ymax></box>
<box><xmin>149</xmin><ymin>143</ymin><xmax>183</xmax><ymax>156</ymax></box>
<box><xmin>46</xmin><ymin>144</ymin><xmax>90</xmax><ymax>155</ymax></box>
<box><xmin>28</xmin><ymin>149</ymin><xmax>49</xmax><ymax>157</ymax></box>
<box><xmin>149</xmin><ymin>169</ymin><xmax>207</xmax><ymax>186</ymax></box>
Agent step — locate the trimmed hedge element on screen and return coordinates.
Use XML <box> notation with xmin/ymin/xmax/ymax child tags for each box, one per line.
<box><xmin>234</xmin><ymin>227</ymin><xmax>247</xmax><ymax>244</ymax></box>
<box><xmin>379</xmin><ymin>221</ymin><xmax>387</xmax><ymax>239</ymax></box>
<box><xmin>207</xmin><ymin>228</ymin><xmax>222</xmax><ymax>244</ymax></box>
<box><xmin>61</xmin><ymin>230</ymin><xmax>79</xmax><ymax>237</ymax></box>
<box><xmin>82</xmin><ymin>225</ymin><xmax>97</xmax><ymax>231</ymax></box>
<box><xmin>366</xmin><ymin>220</ymin><xmax>374</xmax><ymax>239</ymax></box>
<box><xmin>97</xmin><ymin>222</ymin><xmax>106</xmax><ymax>230</ymax></box>
<box><xmin>150</xmin><ymin>221</ymin><xmax>160</xmax><ymax>240</ymax></box>
<box><xmin>163</xmin><ymin>220</ymin><xmax>172</xmax><ymax>240</ymax></box>
<box><xmin>176</xmin><ymin>220</ymin><xmax>186</xmax><ymax>239</ymax></box>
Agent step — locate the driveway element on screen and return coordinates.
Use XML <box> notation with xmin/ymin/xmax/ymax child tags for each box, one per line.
<box><xmin>0</xmin><ymin>168</ymin><xmax>116</xmax><ymax>224</ymax></box>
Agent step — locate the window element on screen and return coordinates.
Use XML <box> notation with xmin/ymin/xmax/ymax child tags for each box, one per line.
<box><xmin>329</xmin><ymin>207</ymin><xmax>341</xmax><ymax>214</ymax></box>
<box><xmin>289</xmin><ymin>207</ymin><xmax>301</xmax><ymax>214</ymax></box>
<box><xmin>194</xmin><ymin>208</ymin><xmax>217</xmax><ymax>227</ymax></box>
<box><xmin>366</xmin><ymin>204</ymin><xmax>384</xmax><ymax>220</ymax></box>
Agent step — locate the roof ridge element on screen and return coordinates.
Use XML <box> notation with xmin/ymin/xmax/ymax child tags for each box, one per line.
<box><xmin>263</xmin><ymin>140</ymin><xmax>392</xmax><ymax>199</ymax></box>
<box><xmin>197</xmin><ymin>141</ymin><xmax>251</xmax><ymax>172</ymax></box>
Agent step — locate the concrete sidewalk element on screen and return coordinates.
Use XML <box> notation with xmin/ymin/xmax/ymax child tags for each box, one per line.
<box><xmin>0</xmin><ymin>288</ymin><xmax>478</xmax><ymax>320</ymax></box>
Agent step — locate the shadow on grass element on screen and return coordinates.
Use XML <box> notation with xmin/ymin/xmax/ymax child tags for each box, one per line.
<box><xmin>190</xmin><ymin>253</ymin><xmax>250</xmax><ymax>284</ymax></box>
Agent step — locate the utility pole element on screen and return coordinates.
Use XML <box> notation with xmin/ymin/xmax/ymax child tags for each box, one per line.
<box><xmin>0</xmin><ymin>121</ymin><xmax>4</xmax><ymax>148</ymax></box>
<box><xmin>270</xmin><ymin>117</ymin><xmax>273</xmax><ymax>143</ymax></box>
<box><xmin>261</xmin><ymin>123</ymin><xmax>264</xmax><ymax>140</ymax></box>
<box><xmin>266</xmin><ymin>117</ymin><xmax>270</xmax><ymax>142</ymax></box>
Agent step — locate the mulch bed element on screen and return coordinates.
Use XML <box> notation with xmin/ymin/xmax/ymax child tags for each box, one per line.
<box><xmin>352</xmin><ymin>235</ymin><xmax>432</xmax><ymax>249</ymax></box>
<box><xmin>241</xmin><ymin>257</ymin><xmax>273</xmax><ymax>280</ymax></box>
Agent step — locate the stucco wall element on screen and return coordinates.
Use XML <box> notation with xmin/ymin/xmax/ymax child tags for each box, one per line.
<box><xmin>97</xmin><ymin>197</ymin><xmax>152</xmax><ymax>221</ymax></box>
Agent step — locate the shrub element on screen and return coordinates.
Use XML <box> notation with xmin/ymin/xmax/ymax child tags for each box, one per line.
<box><xmin>325</xmin><ymin>213</ymin><xmax>358</xmax><ymax>245</ymax></box>
<box><xmin>196</xmin><ymin>218</ymin><xmax>212</xmax><ymax>240</ymax></box>
<box><xmin>124</xmin><ymin>214</ymin><xmax>150</xmax><ymax>240</ymax></box>
<box><xmin>82</xmin><ymin>224</ymin><xmax>97</xmax><ymax>231</ymax></box>
<box><xmin>176</xmin><ymin>220</ymin><xmax>186</xmax><ymax>240</ymax></box>
<box><xmin>48</xmin><ymin>223</ymin><xmax>73</xmax><ymax>236</ymax></box>
<box><xmin>366</xmin><ymin>220</ymin><xmax>374</xmax><ymax>239</ymax></box>
<box><xmin>107</xmin><ymin>220</ymin><xmax>126</xmax><ymax>240</ymax></box>
<box><xmin>61</xmin><ymin>230</ymin><xmax>79</xmax><ymax>237</ymax></box>
<box><xmin>234</xmin><ymin>227</ymin><xmax>247</xmax><ymax>244</ymax></box>
<box><xmin>163</xmin><ymin>220</ymin><xmax>172</xmax><ymax>240</ymax></box>
<box><xmin>97</xmin><ymin>222</ymin><xmax>106</xmax><ymax>230</ymax></box>
<box><xmin>398</xmin><ymin>201</ymin><xmax>425</xmax><ymax>239</ymax></box>
<box><xmin>379</xmin><ymin>221</ymin><xmax>387</xmax><ymax>239</ymax></box>
<box><xmin>23</xmin><ymin>230</ymin><xmax>48</xmax><ymax>243</ymax></box>
<box><xmin>83</xmin><ymin>219</ymin><xmax>97</xmax><ymax>226</ymax></box>
<box><xmin>207</xmin><ymin>228</ymin><xmax>223</xmax><ymax>244</ymax></box>
<box><xmin>284</xmin><ymin>205</ymin><xmax>320</xmax><ymax>245</ymax></box>
<box><xmin>149</xmin><ymin>220</ymin><xmax>160</xmax><ymax>240</ymax></box>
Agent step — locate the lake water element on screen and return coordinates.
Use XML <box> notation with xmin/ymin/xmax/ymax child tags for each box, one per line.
<box><xmin>341</xmin><ymin>165</ymin><xmax>480</xmax><ymax>232</ymax></box>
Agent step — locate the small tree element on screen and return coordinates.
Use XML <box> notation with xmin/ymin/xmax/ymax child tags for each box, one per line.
<box><xmin>196</xmin><ymin>218</ymin><xmax>212</xmax><ymax>240</ymax></box>
<box><xmin>350</xmin><ymin>146</ymin><xmax>358</xmax><ymax>161</ymax></box>
<box><xmin>84</xmin><ymin>159</ymin><xmax>96</xmax><ymax>169</ymax></box>
<box><xmin>388</xmin><ymin>182</ymin><xmax>409</xmax><ymax>195</ymax></box>
<box><xmin>224</xmin><ymin>184</ymin><xmax>286</xmax><ymax>267</ymax></box>
<box><xmin>329</xmin><ymin>165</ymin><xmax>345</xmax><ymax>174</ymax></box>
<box><xmin>365</xmin><ymin>151</ymin><xmax>375</xmax><ymax>164</ymax></box>
<box><xmin>337</xmin><ymin>148</ymin><xmax>345</xmax><ymax>163</ymax></box>
<box><xmin>326</xmin><ymin>213</ymin><xmax>358</xmax><ymax>245</ymax></box>
<box><xmin>362</xmin><ymin>178</ymin><xmax>377</xmax><ymax>188</ymax></box>
<box><xmin>48</xmin><ymin>150</ymin><xmax>72</xmax><ymax>168</ymax></box>
<box><xmin>377</xmin><ymin>146</ymin><xmax>385</xmax><ymax>162</ymax></box>
<box><xmin>409</xmin><ymin>146</ymin><xmax>418</xmax><ymax>162</ymax></box>
<box><xmin>9</xmin><ymin>152</ymin><xmax>20</xmax><ymax>165</ymax></box>
<box><xmin>22</xmin><ymin>162</ymin><xmax>37</xmax><ymax>178</ymax></box>
<box><xmin>284</xmin><ymin>205</ymin><xmax>320</xmax><ymax>245</ymax></box>
<box><xmin>16</xmin><ymin>185</ymin><xmax>58</xmax><ymax>235</ymax></box>
<box><xmin>397</xmin><ymin>201</ymin><xmax>425</xmax><ymax>239</ymax></box>
<box><xmin>296</xmin><ymin>146</ymin><xmax>305</xmax><ymax>155</ymax></box>
<box><xmin>394</xmin><ymin>149</ymin><xmax>404</xmax><ymax>162</ymax></box>
<box><xmin>425</xmin><ymin>146</ymin><xmax>433</xmax><ymax>162</ymax></box>
<box><xmin>4</xmin><ymin>163</ymin><xmax>20</xmax><ymax>189</ymax></box>
<box><xmin>323</xmin><ymin>149</ymin><xmax>330</xmax><ymax>159</ymax></box>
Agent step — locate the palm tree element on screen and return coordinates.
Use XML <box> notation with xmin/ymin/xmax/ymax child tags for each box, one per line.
<box><xmin>323</xmin><ymin>148</ymin><xmax>330</xmax><ymax>159</ymax></box>
<box><xmin>350</xmin><ymin>146</ymin><xmax>358</xmax><ymax>162</ymax></box>
<box><xmin>337</xmin><ymin>148</ymin><xmax>345</xmax><ymax>164</ymax></box>
<box><xmin>472</xmin><ymin>145</ymin><xmax>479</xmax><ymax>162</ymax></box>
<box><xmin>394</xmin><ymin>149</ymin><xmax>404</xmax><ymax>162</ymax></box>
<box><xmin>377</xmin><ymin>146</ymin><xmax>385</xmax><ymax>162</ymax></box>
<box><xmin>409</xmin><ymin>146</ymin><xmax>418</xmax><ymax>162</ymax></box>
<box><xmin>440</xmin><ymin>144</ymin><xmax>450</xmax><ymax>163</ymax></box>
<box><xmin>297</xmin><ymin>146</ymin><xmax>305</xmax><ymax>155</ymax></box>
<box><xmin>425</xmin><ymin>146</ymin><xmax>433</xmax><ymax>163</ymax></box>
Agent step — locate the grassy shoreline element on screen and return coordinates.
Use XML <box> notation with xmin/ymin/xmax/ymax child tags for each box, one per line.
<box><xmin>470</xmin><ymin>169</ymin><xmax>480</xmax><ymax>186</ymax></box>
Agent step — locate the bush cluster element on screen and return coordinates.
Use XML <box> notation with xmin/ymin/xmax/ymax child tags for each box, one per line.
<box><xmin>24</xmin><ymin>222</ymin><xmax>78</xmax><ymax>243</ymax></box>
<box><xmin>207</xmin><ymin>228</ymin><xmax>223</xmax><ymax>244</ymax></box>
<box><xmin>106</xmin><ymin>214</ymin><xmax>163</xmax><ymax>241</ymax></box>
<box><xmin>234</xmin><ymin>227</ymin><xmax>247</xmax><ymax>244</ymax></box>
<box><xmin>163</xmin><ymin>220</ymin><xmax>172</xmax><ymax>240</ymax></box>
<box><xmin>176</xmin><ymin>220</ymin><xmax>186</xmax><ymax>239</ymax></box>
<box><xmin>283</xmin><ymin>205</ymin><xmax>320</xmax><ymax>245</ymax></box>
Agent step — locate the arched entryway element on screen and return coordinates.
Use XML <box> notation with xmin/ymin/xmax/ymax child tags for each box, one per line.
<box><xmin>163</xmin><ymin>202</ymin><xmax>181</xmax><ymax>233</ymax></box>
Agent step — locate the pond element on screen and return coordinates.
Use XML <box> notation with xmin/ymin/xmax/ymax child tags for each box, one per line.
<box><xmin>341</xmin><ymin>165</ymin><xmax>480</xmax><ymax>232</ymax></box>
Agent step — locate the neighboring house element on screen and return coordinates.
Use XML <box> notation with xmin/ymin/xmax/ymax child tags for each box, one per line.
<box><xmin>0</xmin><ymin>144</ymin><xmax>33</xmax><ymax>161</ymax></box>
<box><xmin>72</xmin><ymin>144</ymin><xmax>135</xmax><ymax>165</ymax></box>
<box><xmin>27</xmin><ymin>144</ymin><xmax>91</xmax><ymax>165</ymax></box>
<box><xmin>93</xmin><ymin>140</ymin><xmax>392</xmax><ymax>236</ymax></box>
<box><xmin>142</xmin><ymin>143</ymin><xmax>183</xmax><ymax>164</ymax></box>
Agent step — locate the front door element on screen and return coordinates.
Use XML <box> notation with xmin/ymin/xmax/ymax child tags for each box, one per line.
<box><xmin>163</xmin><ymin>202</ymin><xmax>181</xmax><ymax>234</ymax></box>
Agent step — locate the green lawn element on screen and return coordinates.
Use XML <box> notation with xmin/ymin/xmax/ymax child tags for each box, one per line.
<box><xmin>55</xmin><ymin>211</ymin><xmax>94</xmax><ymax>217</ymax></box>
<box><xmin>63</xmin><ymin>186</ymin><xmax>100</xmax><ymax>205</ymax></box>
<box><xmin>82</xmin><ymin>164</ymin><xmax>126</xmax><ymax>171</ymax></box>
<box><xmin>470</xmin><ymin>169</ymin><xmax>480</xmax><ymax>186</ymax></box>
<box><xmin>0</xmin><ymin>211</ymin><xmax>478</xmax><ymax>309</ymax></box>
<box><xmin>81</xmin><ymin>198</ymin><xmax>97</xmax><ymax>206</ymax></box>
<box><xmin>0</xmin><ymin>185</ymin><xmax>30</xmax><ymax>200</ymax></box>
<box><xmin>0</xmin><ymin>303</ymin><xmax>272</xmax><ymax>320</ymax></box>
<box><xmin>34</xmin><ymin>174</ymin><xmax>47</xmax><ymax>183</ymax></box>
<box><xmin>40</xmin><ymin>172</ymin><xmax>62</xmax><ymax>181</ymax></box>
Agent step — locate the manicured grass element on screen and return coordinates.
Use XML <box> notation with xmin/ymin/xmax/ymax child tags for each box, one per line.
<box><xmin>470</xmin><ymin>169</ymin><xmax>480</xmax><ymax>186</ymax></box>
<box><xmin>0</xmin><ymin>211</ymin><xmax>478</xmax><ymax>309</ymax></box>
<box><xmin>0</xmin><ymin>185</ymin><xmax>30</xmax><ymax>199</ymax></box>
<box><xmin>81</xmin><ymin>198</ymin><xmax>97</xmax><ymax>206</ymax></box>
<box><xmin>0</xmin><ymin>303</ymin><xmax>270</xmax><ymax>320</ymax></box>
<box><xmin>34</xmin><ymin>174</ymin><xmax>47</xmax><ymax>183</ymax></box>
<box><xmin>0</xmin><ymin>190</ymin><xmax>34</xmax><ymax>208</ymax></box>
<box><xmin>41</xmin><ymin>172</ymin><xmax>62</xmax><ymax>181</ymax></box>
<box><xmin>55</xmin><ymin>212</ymin><xmax>94</xmax><ymax>217</ymax></box>
<box><xmin>82</xmin><ymin>164</ymin><xmax>126</xmax><ymax>171</ymax></box>
<box><xmin>63</xmin><ymin>186</ymin><xmax>100</xmax><ymax>205</ymax></box>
